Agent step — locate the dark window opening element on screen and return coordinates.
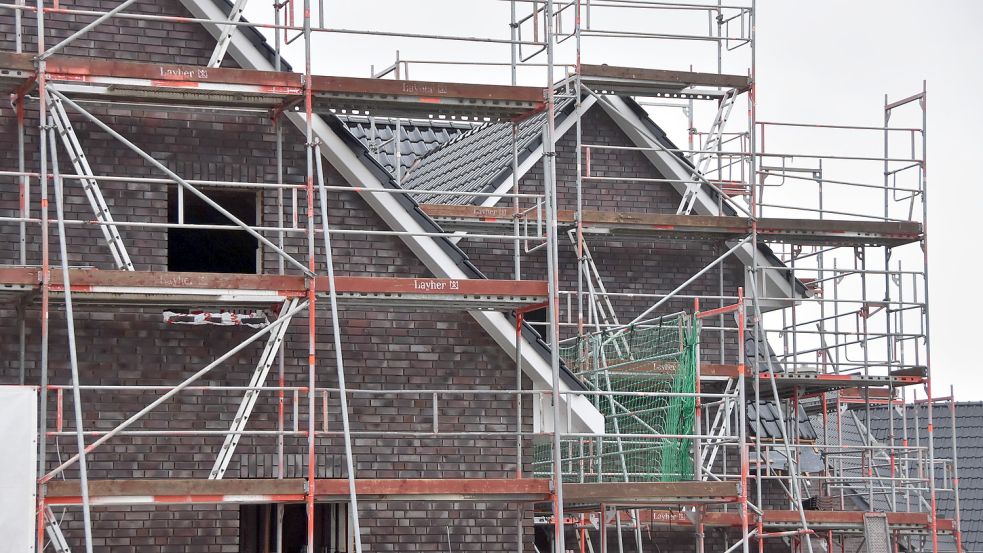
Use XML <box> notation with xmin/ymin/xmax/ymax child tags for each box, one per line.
<box><xmin>522</xmin><ymin>306</ymin><xmax>550</xmax><ymax>336</ymax></box>
<box><xmin>240</xmin><ymin>503</ymin><xmax>350</xmax><ymax>553</ymax></box>
<box><xmin>167</xmin><ymin>188</ymin><xmax>258</xmax><ymax>273</ymax></box>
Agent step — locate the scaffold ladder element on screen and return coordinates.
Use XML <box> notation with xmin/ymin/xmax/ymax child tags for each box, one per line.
<box><xmin>700</xmin><ymin>377</ymin><xmax>737</xmax><ymax>474</ymax></box>
<box><xmin>48</xmin><ymin>94</ymin><xmax>134</xmax><ymax>271</ymax></box>
<box><xmin>209</xmin><ymin>298</ymin><xmax>297</xmax><ymax>479</ymax></box>
<box><xmin>44</xmin><ymin>507</ymin><xmax>72</xmax><ymax>553</ymax></box>
<box><xmin>677</xmin><ymin>88</ymin><xmax>738</xmax><ymax>215</ymax></box>
<box><xmin>207</xmin><ymin>0</ymin><xmax>249</xmax><ymax>68</ymax></box>
<box><xmin>568</xmin><ymin>232</ymin><xmax>628</xmax><ymax>355</ymax></box>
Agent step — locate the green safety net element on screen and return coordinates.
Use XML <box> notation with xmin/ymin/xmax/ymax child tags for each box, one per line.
<box><xmin>534</xmin><ymin>315</ymin><xmax>700</xmax><ymax>483</ymax></box>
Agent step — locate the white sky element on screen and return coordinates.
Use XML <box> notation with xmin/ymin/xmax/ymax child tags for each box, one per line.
<box><xmin>242</xmin><ymin>1</ymin><xmax>983</xmax><ymax>399</ymax></box>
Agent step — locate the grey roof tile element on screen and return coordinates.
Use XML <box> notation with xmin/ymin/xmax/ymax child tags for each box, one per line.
<box><xmin>339</xmin><ymin>116</ymin><xmax>478</xmax><ymax>177</ymax></box>
<box><xmin>744</xmin><ymin>326</ymin><xmax>819</xmax><ymax>442</ymax></box>
<box><xmin>398</xmin><ymin>97</ymin><xmax>575</xmax><ymax>205</ymax></box>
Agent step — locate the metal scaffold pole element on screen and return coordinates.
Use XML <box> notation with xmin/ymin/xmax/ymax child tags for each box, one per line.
<box><xmin>34</xmin><ymin>1</ymin><xmax>51</xmax><ymax>548</ymax></box>
<box><xmin>543</xmin><ymin>2</ymin><xmax>567</xmax><ymax>552</ymax></box>
<box><xmin>273</xmin><ymin>3</ymin><xmax>287</xmax><ymax>546</ymax></box>
<box><xmin>917</xmin><ymin>80</ymin><xmax>939</xmax><ymax>553</ymax></box>
<box><xmin>301</xmin><ymin>2</ymin><xmax>320</xmax><ymax>551</ymax></box>
<box><xmin>738</xmin><ymin>288</ymin><xmax>751</xmax><ymax>553</ymax></box>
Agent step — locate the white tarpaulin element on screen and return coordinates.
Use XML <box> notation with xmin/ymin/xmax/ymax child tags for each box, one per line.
<box><xmin>0</xmin><ymin>386</ymin><xmax>38</xmax><ymax>552</ymax></box>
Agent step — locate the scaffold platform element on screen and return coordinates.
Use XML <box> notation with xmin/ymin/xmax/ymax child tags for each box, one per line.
<box><xmin>697</xmin><ymin>363</ymin><xmax>927</xmax><ymax>398</ymax></box>
<box><xmin>43</xmin><ymin>478</ymin><xmax>741</xmax><ymax>507</ymax></box>
<box><xmin>0</xmin><ymin>267</ymin><xmax>548</xmax><ymax>310</ymax></box>
<box><xmin>417</xmin><ymin>205</ymin><xmax>923</xmax><ymax>247</ymax></box>
<box><xmin>0</xmin><ymin>53</ymin><xmax>546</xmax><ymax>120</ymax></box>
<box><xmin>577</xmin><ymin>64</ymin><xmax>750</xmax><ymax>99</ymax></box>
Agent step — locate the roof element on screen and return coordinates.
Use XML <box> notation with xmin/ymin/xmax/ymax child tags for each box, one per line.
<box><xmin>399</xmin><ymin>105</ymin><xmax>559</xmax><ymax>205</ymax></box>
<box><xmin>342</xmin><ymin>99</ymin><xmax>575</xmax><ymax>206</ymax></box>
<box><xmin>350</xmin><ymin>92</ymin><xmax>809</xmax><ymax>300</ymax></box>
<box><xmin>745</xmin><ymin>326</ymin><xmax>820</xmax><ymax>448</ymax></box>
<box><xmin>810</xmin><ymin>408</ymin><xmax>894</xmax><ymax>510</ymax></box>
<box><xmin>340</xmin><ymin>116</ymin><xmax>478</xmax><ymax>177</ymax></box>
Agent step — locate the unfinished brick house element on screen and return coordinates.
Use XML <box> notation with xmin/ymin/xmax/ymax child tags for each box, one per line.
<box><xmin>0</xmin><ymin>1</ymin><xmax>960</xmax><ymax>553</ymax></box>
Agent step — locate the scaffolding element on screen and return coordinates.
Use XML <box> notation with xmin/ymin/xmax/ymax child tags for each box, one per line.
<box><xmin>0</xmin><ymin>1</ymin><xmax>961</xmax><ymax>552</ymax></box>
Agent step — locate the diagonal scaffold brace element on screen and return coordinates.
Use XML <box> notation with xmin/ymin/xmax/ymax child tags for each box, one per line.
<box><xmin>314</xmin><ymin>142</ymin><xmax>364</xmax><ymax>553</ymax></box>
<box><xmin>209</xmin><ymin>298</ymin><xmax>299</xmax><ymax>480</ymax></box>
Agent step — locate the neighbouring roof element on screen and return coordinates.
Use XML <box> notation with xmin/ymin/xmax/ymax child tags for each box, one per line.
<box><xmin>869</xmin><ymin>403</ymin><xmax>983</xmax><ymax>552</ymax></box>
<box><xmin>809</xmin><ymin>403</ymin><xmax>980</xmax><ymax>552</ymax></box>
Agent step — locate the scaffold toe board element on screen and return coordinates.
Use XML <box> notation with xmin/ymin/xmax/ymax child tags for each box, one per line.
<box><xmin>577</xmin><ymin>64</ymin><xmax>750</xmax><ymax>98</ymax></box>
<box><xmin>313</xmin><ymin>478</ymin><xmax>551</xmax><ymax>502</ymax></box>
<box><xmin>697</xmin><ymin>364</ymin><xmax>926</xmax><ymax>398</ymax></box>
<box><xmin>560</xmin><ymin>481</ymin><xmax>740</xmax><ymax>507</ymax></box>
<box><xmin>637</xmin><ymin>510</ymin><xmax>955</xmax><ymax>534</ymax></box>
<box><xmin>0</xmin><ymin>267</ymin><xmax>548</xmax><ymax>310</ymax></box>
<box><xmin>755</xmin><ymin>217</ymin><xmax>923</xmax><ymax>247</ymax></box>
<box><xmin>0</xmin><ymin>53</ymin><xmax>547</xmax><ymax>120</ymax></box>
<box><xmin>417</xmin><ymin>205</ymin><xmax>923</xmax><ymax>246</ymax></box>
<box><xmin>45</xmin><ymin>478</ymin><xmax>307</xmax><ymax>506</ymax></box>
<box><xmin>44</xmin><ymin>478</ymin><xmax>553</xmax><ymax>505</ymax></box>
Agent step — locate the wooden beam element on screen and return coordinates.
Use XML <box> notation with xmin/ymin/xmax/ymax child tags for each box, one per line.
<box><xmin>45</xmin><ymin>478</ymin><xmax>307</xmax><ymax>505</ymax></box>
<box><xmin>579</xmin><ymin>65</ymin><xmax>750</xmax><ymax>91</ymax></box>
<box><xmin>0</xmin><ymin>268</ymin><xmax>547</xmax><ymax>299</ymax></box>
<box><xmin>636</xmin><ymin>509</ymin><xmax>949</xmax><ymax>531</ymax></box>
<box><xmin>0</xmin><ymin>52</ymin><xmax>546</xmax><ymax>108</ymax></box>
<box><xmin>563</xmin><ymin>481</ymin><xmax>739</xmax><ymax>503</ymax></box>
<box><xmin>418</xmin><ymin>205</ymin><xmax>923</xmax><ymax>246</ymax></box>
<box><xmin>44</xmin><ymin>478</ymin><xmax>551</xmax><ymax>505</ymax></box>
<box><xmin>314</xmin><ymin>478</ymin><xmax>551</xmax><ymax>500</ymax></box>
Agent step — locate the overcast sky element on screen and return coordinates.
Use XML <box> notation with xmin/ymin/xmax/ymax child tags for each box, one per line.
<box><xmin>242</xmin><ymin>1</ymin><xmax>982</xmax><ymax>400</ymax></box>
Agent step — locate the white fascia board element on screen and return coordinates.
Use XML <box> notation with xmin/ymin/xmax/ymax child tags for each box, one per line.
<box><xmin>180</xmin><ymin>0</ymin><xmax>603</xmax><ymax>433</ymax></box>
<box><xmin>596</xmin><ymin>95</ymin><xmax>803</xmax><ymax>307</ymax></box>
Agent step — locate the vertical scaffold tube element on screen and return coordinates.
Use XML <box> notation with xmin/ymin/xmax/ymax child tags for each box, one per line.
<box><xmin>302</xmin><ymin>2</ymin><xmax>317</xmax><ymax>551</ymax></box>
<box><xmin>542</xmin><ymin>2</ymin><xmax>566</xmax><ymax>553</ymax></box>
<box><xmin>35</xmin><ymin>3</ymin><xmax>50</xmax><ymax>550</ymax></box>
<box><xmin>737</xmin><ymin>288</ymin><xmax>750</xmax><ymax>553</ymax></box>
<box><xmin>918</xmin><ymin>81</ymin><xmax>939</xmax><ymax>553</ymax></box>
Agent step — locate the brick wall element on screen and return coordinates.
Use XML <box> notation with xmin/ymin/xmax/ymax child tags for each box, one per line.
<box><xmin>0</xmin><ymin>2</ymin><xmax>535</xmax><ymax>551</ymax></box>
